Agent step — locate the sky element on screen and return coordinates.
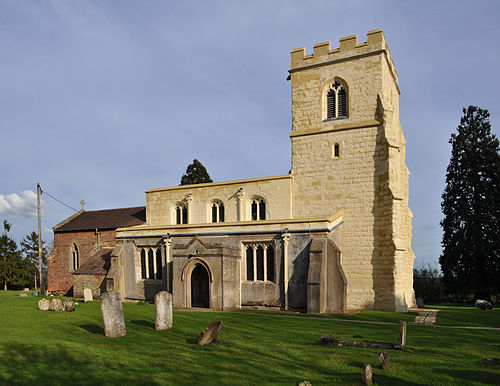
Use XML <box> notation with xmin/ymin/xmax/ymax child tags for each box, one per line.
<box><xmin>1</xmin><ymin>0</ymin><xmax>499</xmax><ymax>267</ymax></box>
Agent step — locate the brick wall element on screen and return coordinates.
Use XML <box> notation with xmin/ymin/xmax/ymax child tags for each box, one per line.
<box><xmin>47</xmin><ymin>229</ymin><xmax>116</xmax><ymax>294</ymax></box>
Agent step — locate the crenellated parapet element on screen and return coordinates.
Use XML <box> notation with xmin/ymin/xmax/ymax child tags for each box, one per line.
<box><xmin>290</xmin><ymin>29</ymin><xmax>398</xmax><ymax>84</ymax></box>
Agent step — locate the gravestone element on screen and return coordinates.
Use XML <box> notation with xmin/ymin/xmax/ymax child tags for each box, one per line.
<box><xmin>63</xmin><ymin>298</ymin><xmax>75</xmax><ymax>312</ymax></box>
<box><xmin>84</xmin><ymin>288</ymin><xmax>93</xmax><ymax>302</ymax></box>
<box><xmin>100</xmin><ymin>291</ymin><xmax>126</xmax><ymax>337</ymax></box>
<box><xmin>397</xmin><ymin>321</ymin><xmax>407</xmax><ymax>349</ymax></box>
<box><xmin>378</xmin><ymin>351</ymin><xmax>392</xmax><ymax>369</ymax></box>
<box><xmin>155</xmin><ymin>291</ymin><xmax>173</xmax><ymax>330</ymax></box>
<box><xmin>361</xmin><ymin>364</ymin><xmax>373</xmax><ymax>385</ymax></box>
<box><xmin>416</xmin><ymin>297</ymin><xmax>424</xmax><ymax>308</ymax></box>
<box><xmin>198</xmin><ymin>320</ymin><xmax>223</xmax><ymax>345</ymax></box>
<box><xmin>475</xmin><ymin>299</ymin><xmax>493</xmax><ymax>310</ymax></box>
<box><xmin>38</xmin><ymin>298</ymin><xmax>50</xmax><ymax>310</ymax></box>
<box><xmin>49</xmin><ymin>299</ymin><xmax>64</xmax><ymax>311</ymax></box>
<box><xmin>19</xmin><ymin>293</ymin><xmax>28</xmax><ymax>298</ymax></box>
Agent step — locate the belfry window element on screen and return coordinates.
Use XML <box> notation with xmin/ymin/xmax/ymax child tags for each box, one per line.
<box><xmin>245</xmin><ymin>243</ymin><xmax>275</xmax><ymax>282</ymax></box>
<box><xmin>211</xmin><ymin>201</ymin><xmax>225</xmax><ymax>223</ymax></box>
<box><xmin>251</xmin><ymin>198</ymin><xmax>266</xmax><ymax>221</ymax></box>
<box><xmin>70</xmin><ymin>243</ymin><xmax>79</xmax><ymax>271</ymax></box>
<box><xmin>326</xmin><ymin>82</ymin><xmax>348</xmax><ymax>119</ymax></box>
<box><xmin>176</xmin><ymin>204</ymin><xmax>188</xmax><ymax>224</ymax></box>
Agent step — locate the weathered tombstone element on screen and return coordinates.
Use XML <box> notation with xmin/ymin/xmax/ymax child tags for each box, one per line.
<box><xmin>63</xmin><ymin>298</ymin><xmax>75</xmax><ymax>312</ymax></box>
<box><xmin>198</xmin><ymin>320</ymin><xmax>223</xmax><ymax>346</ymax></box>
<box><xmin>49</xmin><ymin>298</ymin><xmax>64</xmax><ymax>311</ymax></box>
<box><xmin>416</xmin><ymin>297</ymin><xmax>424</xmax><ymax>308</ymax></box>
<box><xmin>378</xmin><ymin>351</ymin><xmax>392</xmax><ymax>369</ymax></box>
<box><xmin>100</xmin><ymin>291</ymin><xmax>126</xmax><ymax>338</ymax></box>
<box><xmin>296</xmin><ymin>381</ymin><xmax>312</xmax><ymax>386</ymax></box>
<box><xmin>19</xmin><ymin>293</ymin><xmax>28</xmax><ymax>298</ymax></box>
<box><xmin>155</xmin><ymin>291</ymin><xmax>173</xmax><ymax>330</ymax></box>
<box><xmin>361</xmin><ymin>364</ymin><xmax>373</xmax><ymax>385</ymax></box>
<box><xmin>397</xmin><ymin>320</ymin><xmax>407</xmax><ymax>349</ymax></box>
<box><xmin>84</xmin><ymin>288</ymin><xmax>93</xmax><ymax>302</ymax></box>
<box><xmin>38</xmin><ymin>298</ymin><xmax>50</xmax><ymax>310</ymax></box>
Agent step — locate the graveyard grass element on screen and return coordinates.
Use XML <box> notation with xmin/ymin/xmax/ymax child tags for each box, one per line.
<box><xmin>1</xmin><ymin>292</ymin><xmax>499</xmax><ymax>385</ymax></box>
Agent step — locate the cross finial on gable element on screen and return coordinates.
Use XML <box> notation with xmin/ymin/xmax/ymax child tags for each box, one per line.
<box><xmin>80</xmin><ymin>200</ymin><xmax>86</xmax><ymax>211</ymax></box>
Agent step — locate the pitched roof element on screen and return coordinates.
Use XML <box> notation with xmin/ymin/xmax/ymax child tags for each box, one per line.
<box><xmin>72</xmin><ymin>248</ymin><xmax>113</xmax><ymax>275</ymax></box>
<box><xmin>54</xmin><ymin>206</ymin><xmax>146</xmax><ymax>232</ymax></box>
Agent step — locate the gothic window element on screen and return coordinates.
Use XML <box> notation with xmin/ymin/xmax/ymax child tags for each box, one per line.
<box><xmin>245</xmin><ymin>244</ymin><xmax>275</xmax><ymax>282</ymax></box>
<box><xmin>211</xmin><ymin>201</ymin><xmax>225</xmax><ymax>223</ymax></box>
<box><xmin>326</xmin><ymin>81</ymin><xmax>348</xmax><ymax>119</ymax></box>
<box><xmin>251</xmin><ymin>198</ymin><xmax>266</xmax><ymax>221</ymax></box>
<box><xmin>70</xmin><ymin>243</ymin><xmax>79</xmax><ymax>271</ymax></box>
<box><xmin>140</xmin><ymin>247</ymin><xmax>162</xmax><ymax>280</ymax></box>
<box><xmin>176</xmin><ymin>204</ymin><xmax>188</xmax><ymax>224</ymax></box>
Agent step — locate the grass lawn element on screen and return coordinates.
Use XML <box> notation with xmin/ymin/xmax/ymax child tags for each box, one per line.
<box><xmin>429</xmin><ymin>304</ymin><xmax>500</xmax><ymax>328</ymax></box>
<box><xmin>1</xmin><ymin>292</ymin><xmax>499</xmax><ymax>385</ymax></box>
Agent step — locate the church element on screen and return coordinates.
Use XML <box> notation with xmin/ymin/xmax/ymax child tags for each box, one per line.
<box><xmin>48</xmin><ymin>29</ymin><xmax>416</xmax><ymax>312</ymax></box>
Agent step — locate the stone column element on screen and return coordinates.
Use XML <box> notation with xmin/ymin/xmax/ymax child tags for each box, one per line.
<box><xmin>164</xmin><ymin>238</ymin><xmax>172</xmax><ymax>292</ymax></box>
<box><xmin>282</xmin><ymin>233</ymin><xmax>290</xmax><ymax>310</ymax></box>
<box><xmin>153</xmin><ymin>248</ymin><xmax>158</xmax><ymax>279</ymax></box>
<box><xmin>100</xmin><ymin>291</ymin><xmax>126</xmax><ymax>337</ymax></box>
<box><xmin>144</xmin><ymin>248</ymin><xmax>150</xmax><ymax>279</ymax></box>
<box><xmin>236</xmin><ymin>189</ymin><xmax>244</xmax><ymax>221</ymax></box>
<box><xmin>263</xmin><ymin>245</ymin><xmax>268</xmax><ymax>282</ymax></box>
<box><xmin>252</xmin><ymin>245</ymin><xmax>257</xmax><ymax>282</ymax></box>
<box><xmin>155</xmin><ymin>291</ymin><xmax>173</xmax><ymax>330</ymax></box>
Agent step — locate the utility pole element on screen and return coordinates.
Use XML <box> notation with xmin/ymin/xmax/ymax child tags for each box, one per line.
<box><xmin>37</xmin><ymin>183</ymin><xmax>44</xmax><ymax>295</ymax></box>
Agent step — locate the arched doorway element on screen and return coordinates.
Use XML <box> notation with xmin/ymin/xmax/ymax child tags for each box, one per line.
<box><xmin>191</xmin><ymin>264</ymin><xmax>209</xmax><ymax>308</ymax></box>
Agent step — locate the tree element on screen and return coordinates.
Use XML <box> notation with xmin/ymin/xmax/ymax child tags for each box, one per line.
<box><xmin>180</xmin><ymin>159</ymin><xmax>213</xmax><ymax>185</ymax></box>
<box><xmin>20</xmin><ymin>231</ymin><xmax>48</xmax><ymax>290</ymax></box>
<box><xmin>439</xmin><ymin>106</ymin><xmax>500</xmax><ymax>301</ymax></box>
<box><xmin>0</xmin><ymin>220</ymin><xmax>23</xmax><ymax>290</ymax></box>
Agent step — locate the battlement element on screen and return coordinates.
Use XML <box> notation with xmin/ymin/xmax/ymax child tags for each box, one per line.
<box><xmin>290</xmin><ymin>29</ymin><xmax>398</xmax><ymax>83</ymax></box>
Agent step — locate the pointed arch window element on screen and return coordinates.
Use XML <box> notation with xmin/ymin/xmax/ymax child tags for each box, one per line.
<box><xmin>70</xmin><ymin>243</ymin><xmax>79</xmax><ymax>271</ymax></box>
<box><xmin>176</xmin><ymin>203</ymin><xmax>188</xmax><ymax>224</ymax></box>
<box><xmin>326</xmin><ymin>81</ymin><xmax>348</xmax><ymax>119</ymax></box>
<box><xmin>211</xmin><ymin>201</ymin><xmax>225</xmax><ymax>223</ymax></box>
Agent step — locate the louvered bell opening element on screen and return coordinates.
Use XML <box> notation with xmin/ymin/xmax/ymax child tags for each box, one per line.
<box><xmin>327</xmin><ymin>90</ymin><xmax>336</xmax><ymax>119</ymax></box>
<box><xmin>338</xmin><ymin>88</ymin><xmax>347</xmax><ymax>117</ymax></box>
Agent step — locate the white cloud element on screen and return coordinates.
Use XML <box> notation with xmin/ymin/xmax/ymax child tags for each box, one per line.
<box><xmin>0</xmin><ymin>190</ymin><xmax>39</xmax><ymax>217</ymax></box>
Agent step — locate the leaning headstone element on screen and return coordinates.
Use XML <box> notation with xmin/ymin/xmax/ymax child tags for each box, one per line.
<box><xmin>198</xmin><ymin>320</ymin><xmax>223</xmax><ymax>346</ymax></box>
<box><xmin>155</xmin><ymin>291</ymin><xmax>173</xmax><ymax>330</ymax></box>
<box><xmin>38</xmin><ymin>298</ymin><xmax>50</xmax><ymax>310</ymax></box>
<box><xmin>63</xmin><ymin>298</ymin><xmax>75</xmax><ymax>312</ymax></box>
<box><xmin>84</xmin><ymin>288</ymin><xmax>93</xmax><ymax>302</ymax></box>
<box><xmin>361</xmin><ymin>364</ymin><xmax>373</xmax><ymax>385</ymax></box>
<box><xmin>19</xmin><ymin>293</ymin><xmax>28</xmax><ymax>298</ymax></box>
<box><xmin>378</xmin><ymin>351</ymin><xmax>392</xmax><ymax>369</ymax></box>
<box><xmin>49</xmin><ymin>298</ymin><xmax>64</xmax><ymax>311</ymax></box>
<box><xmin>416</xmin><ymin>297</ymin><xmax>424</xmax><ymax>308</ymax></box>
<box><xmin>397</xmin><ymin>320</ymin><xmax>407</xmax><ymax>349</ymax></box>
<box><xmin>100</xmin><ymin>291</ymin><xmax>126</xmax><ymax>338</ymax></box>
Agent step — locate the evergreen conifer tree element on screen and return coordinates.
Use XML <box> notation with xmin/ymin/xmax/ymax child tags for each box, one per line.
<box><xmin>0</xmin><ymin>220</ymin><xmax>23</xmax><ymax>290</ymax></box>
<box><xmin>439</xmin><ymin>106</ymin><xmax>500</xmax><ymax>301</ymax></box>
<box><xmin>180</xmin><ymin>159</ymin><xmax>213</xmax><ymax>185</ymax></box>
<box><xmin>21</xmin><ymin>231</ymin><xmax>47</xmax><ymax>290</ymax></box>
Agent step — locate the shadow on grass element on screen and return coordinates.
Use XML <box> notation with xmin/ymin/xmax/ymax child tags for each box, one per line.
<box><xmin>434</xmin><ymin>367</ymin><xmax>500</xmax><ymax>385</ymax></box>
<box><xmin>79</xmin><ymin>324</ymin><xmax>103</xmax><ymax>334</ymax></box>
<box><xmin>130</xmin><ymin>319</ymin><xmax>155</xmax><ymax>329</ymax></box>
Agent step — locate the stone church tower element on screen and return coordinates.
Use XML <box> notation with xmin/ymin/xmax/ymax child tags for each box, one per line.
<box><xmin>289</xmin><ymin>29</ymin><xmax>416</xmax><ymax>311</ymax></box>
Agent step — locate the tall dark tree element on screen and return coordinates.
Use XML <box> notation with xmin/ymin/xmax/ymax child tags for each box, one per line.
<box><xmin>0</xmin><ymin>220</ymin><xmax>23</xmax><ymax>290</ymax></box>
<box><xmin>20</xmin><ymin>231</ymin><xmax>48</xmax><ymax>290</ymax></box>
<box><xmin>439</xmin><ymin>106</ymin><xmax>500</xmax><ymax>301</ymax></box>
<box><xmin>180</xmin><ymin>159</ymin><xmax>213</xmax><ymax>185</ymax></box>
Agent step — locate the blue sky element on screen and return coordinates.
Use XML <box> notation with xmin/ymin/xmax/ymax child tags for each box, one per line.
<box><xmin>1</xmin><ymin>0</ymin><xmax>499</xmax><ymax>267</ymax></box>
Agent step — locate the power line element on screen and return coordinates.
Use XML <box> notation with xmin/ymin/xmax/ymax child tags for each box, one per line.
<box><xmin>40</xmin><ymin>189</ymin><xmax>79</xmax><ymax>213</ymax></box>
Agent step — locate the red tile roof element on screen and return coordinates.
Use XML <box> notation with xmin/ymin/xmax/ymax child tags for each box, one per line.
<box><xmin>72</xmin><ymin>248</ymin><xmax>113</xmax><ymax>275</ymax></box>
<box><xmin>54</xmin><ymin>206</ymin><xmax>146</xmax><ymax>232</ymax></box>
